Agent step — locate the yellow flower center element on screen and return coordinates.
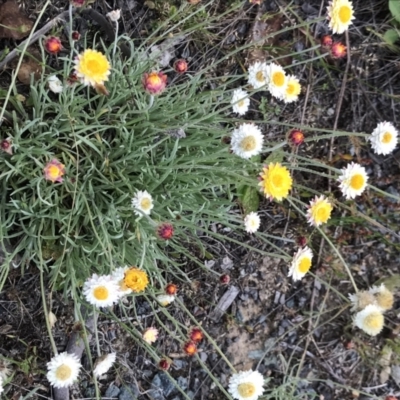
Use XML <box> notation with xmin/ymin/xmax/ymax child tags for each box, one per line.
<box><xmin>272</xmin><ymin>71</ymin><xmax>285</xmax><ymax>87</ymax></box>
<box><xmin>298</xmin><ymin>257</ymin><xmax>311</xmax><ymax>274</ymax></box>
<box><xmin>364</xmin><ymin>312</ymin><xmax>383</xmax><ymax>329</ymax></box>
<box><xmin>140</xmin><ymin>198</ymin><xmax>152</xmax><ymax>210</ymax></box>
<box><xmin>350</xmin><ymin>174</ymin><xmax>365</xmax><ymax>190</ymax></box>
<box><xmin>55</xmin><ymin>364</ymin><xmax>72</xmax><ymax>381</ymax></box>
<box><xmin>286</xmin><ymin>82</ymin><xmax>295</xmax><ymax>95</ymax></box>
<box><xmin>124</xmin><ymin>268</ymin><xmax>149</xmax><ymax>292</ymax></box>
<box><xmin>255</xmin><ymin>71</ymin><xmax>265</xmax><ymax>82</ymax></box>
<box><xmin>148</xmin><ymin>75</ymin><xmax>162</xmax><ymax>86</ymax></box>
<box><xmin>93</xmin><ymin>286</ymin><xmax>109</xmax><ymax>300</ymax></box>
<box><xmin>338</xmin><ymin>5</ymin><xmax>352</xmax><ymax>23</ymax></box>
<box><xmin>382</xmin><ymin>132</ymin><xmax>392</xmax><ymax>144</ymax></box>
<box><xmin>238</xmin><ymin>99</ymin><xmax>245</xmax><ymax>107</ymax></box>
<box><xmin>48</xmin><ymin>165</ymin><xmax>61</xmax><ymax>180</ymax></box>
<box><xmin>312</xmin><ymin>202</ymin><xmax>332</xmax><ymax>224</ymax></box>
<box><xmin>237</xmin><ymin>382</ymin><xmax>256</xmax><ymax>398</ymax></box>
<box><xmin>272</xmin><ymin>173</ymin><xmax>283</xmax><ymax>188</ymax></box>
<box><xmin>240</xmin><ymin>136</ymin><xmax>257</xmax><ymax>152</ymax></box>
<box><xmin>87</xmin><ymin>59</ymin><xmax>101</xmax><ymax>74</ymax></box>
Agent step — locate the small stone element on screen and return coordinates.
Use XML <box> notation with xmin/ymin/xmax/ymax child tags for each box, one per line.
<box><xmin>118</xmin><ymin>383</ymin><xmax>139</xmax><ymax>400</ymax></box>
<box><xmin>151</xmin><ymin>372</ymin><xmax>178</xmax><ymax>397</ymax></box>
<box><xmin>105</xmin><ymin>383</ymin><xmax>120</xmax><ymax>398</ymax></box>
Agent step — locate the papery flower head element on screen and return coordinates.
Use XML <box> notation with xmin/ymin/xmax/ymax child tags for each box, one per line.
<box><xmin>231</xmin><ymin>88</ymin><xmax>250</xmax><ymax>116</ymax></box>
<box><xmin>143</xmin><ymin>327</ymin><xmax>159</xmax><ymax>344</ymax></box>
<box><xmin>288</xmin><ymin>246</ymin><xmax>313</xmax><ymax>281</ymax></box>
<box><xmin>123</xmin><ymin>267</ymin><xmax>149</xmax><ymax>293</ymax></box>
<box><xmin>231</xmin><ymin>123</ymin><xmax>263</xmax><ymax>159</ymax></box>
<box><xmin>106</xmin><ymin>9</ymin><xmax>121</xmax><ymax>22</ymax></box>
<box><xmin>71</xmin><ymin>31</ymin><xmax>81</xmax><ymax>41</ymax></box>
<box><xmin>283</xmin><ymin>75</ymin><xmax>301</xmax><ymax>103</ymax></box>
<box><xmin>369</xmin><ymin>284</ymin><xmax>394</xmax><ymax>311</ymax></box>
<box><xmin>354</xmin><ymin>304</ymin><xmax>384</xmax><ymax>336</ymax></box>
<box><xmin>44</xmin><ymin>159</ymin><xmax>65</xmax><ymax>183</ymax></box>
<box><xmin>338</xmin><ymin>162</ymin><xmax>368</xmax><ymax>199</ymax></box>
<box><xmin>174</xmin><ymin>59</ymin><xmax>188</xmax><ymax>74</ymax></box>
<box><xmin>288</xmin><ymin>129</ymin><xmax>304</xmax><ymax>146</ymax></box>
<box><xmin>132</xmin><ymin>190</ymin><xmax>154</xmax><ymax>216</ymax></box>
<box><xmin>327</xmin><ymin>0</ymin><xmax>355</xmax><ymax>34</ymax></box>
<box><xmin>228</xmin><ymin>369</ymin><xmax>265</xmax><ymax>400</ymax></box>
<box><xmin>93</xmin><ymin>353</ymin><xmax>116</xmax><ymax>378</ymax></box>
<box><xmin>266</xmin><ymin>63</ymin><xmax>288</xmax><ymax>99</ymax></box>
<box><xmin>44</xmin><ymin>36</ymin><xmax>62</xmax><ymax>54</ymax></box>
<box><xmin>247</xmin><ymin>61</ymin><xmax>269</xmax><ymax>89</ymax></box>
<box><xmin>258</xmin><ymin>163</ymin><xmax>292</xmax><ymax>201</ymax></box>
<box><xmin>165</xmin><ymin>283</ymin><xmax>178</xmax><ymax>295</ymax></box>
<box><xmin>321</xmin><ymin>35</ymin><xmax>333</xmax><ymax>47</ymax></box>
<box><xmin>46</xmin><ymin>352</ymin><xmax>82</xmax><ymax>388</ymax></box>
<box><xmin>111</xmin><ymin>266</ymin><xmax>132</xmax><ymax>295</ymax></box>
<box><xmin>306</xmin><ymin>195</ymin><xmax>333</xmax><ymax>227</ymax></box>
<box><xmin>142</xmin><ymin>71</ymin><xmax>168</xmax><ymax>95</ymax></box>
<box><xmin>220</xmin><ymin>274</ymin><xmax>230</xmax><ymax>285</ymax></box>
<box><xmin>244</xmin><ymin>212</ymin><xmax>261</xmax><ymax>233</ymax></box>
<box><xmin>156</xmin><ymin>222</ymin><xmax>174</xmax><ymax>240</ymax></box>
<box><xmin>189</xmin><ymin>327</ymin><xmax>204</xmax><ymax>343</ymax></box>
<box><xmin>183</xmin><ymin>341</ymin><xmax>197</xmax><ymax>356</ymax></box>
<box><xmin>156</xmin><ymin>294</ymin><xmax>175</xmax><ymax>306</ymax></box>
<box><xmin>349</xmin><ymin>290</ymin><xmax>376</xmax><ymax>312</ymax></box>
<box><xmin>74</xmin><ymin>49</ymin><xmax>111</xmax><ymax>87</ymax></box>
<box><xmin>331</xmin><ymin>42</ymin><xmax>347</xmax><ymax>58</ymax></box>
<box><xmin>158</xmin><ymin>358</ymin><xmax>171</xmax><ymax>370</ymax></box>
<box><xmin>370</xmin><ymin>121</ymin><xmax>398</xmax><ymax>155</ymax></box>
<box><xmin>48</xmin><ymin>75</ymin><xmax>63</xmax><ymax>94</ymax></box>
<box><xmin>0</xmin><ymin>138</ymin><xmax>12</xmax><ymax>155</ymax></box>
<box><xmin>83</xmin><ymin>274</ymin><xmax>121</xmax><ymax>308</ymax></box>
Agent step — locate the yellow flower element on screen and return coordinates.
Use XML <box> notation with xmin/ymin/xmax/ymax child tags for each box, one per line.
<box><xmin>306</xmin><ymin>195</ymin><xmax>333</xmax><ymax>227</ymax></box>
<box><xmin>258</xmin><ymin>163</ymin><xmax>292</xmax><ymax>201</ymax></box>
<box><xmin>44</xmin><ymin>159</ymin><xmax>65</xmax><ymax>183</ymax></box>
<box><xmin>123</xmin><ymin>267</ymin><xmax>149</xmax><ymax>293</ymax></box>
<box><xmin>327</xmin><ymin>0</ymin><xmax>355</xmax><ymax>34</ymax></box>
<box><xmin>74</xmin><ymin>49</ymin><xmax>111</xmax><ymax>87</ymax></box>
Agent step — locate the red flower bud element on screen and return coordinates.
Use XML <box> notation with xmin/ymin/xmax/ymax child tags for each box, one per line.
<box><xmin>1</xmin><ymin>138</ymin><xmax>13</xmax><ymax>155</ymax></box>
<box><xmin>156</xmin><ymin>222</ymin><xmax>174</xmax><ymax>240</ymax></box>
<box><xmin>44</xmin><ymin>36</ymin><xmax>62</xmax><ymax>55</ymax></box>
<box><xmin>189</xmin><ymin>327</ymin><xmax>204</xmax><ymax>343</ymax></box>
<box><xmin>288</xmin><ymin>129</ymin><xmax>304</xmax><ymax>146</ymax></box>
<box><xmin>158</xmin><ymin>358</ymin><xmax>171</xmax><ymax>370</ymax></box>
<box><xmin>165</xmin><ymin>283</ymin><xmax>178</xmax><ymax>295</ymax></box>
<box><xmin>142</xmin><ymin>71</ymin><xmax>168</xmax><ymax>95</ymax></box>
<box><xmin>183</xmin><ymin>341</ymin><xmax>197</xmax><ymax>356</ymax></box>
<box><xmin>173</xmin><ymin>59</ymin><xmax>188</xmax><ymax>74</ymax></box>
<box><xmin>321</xmin><ymin>35</ymin><xmax>333</xmax><ymax>47</ymax></box>
<box><xmin>331</xmin><ymin>42</ymin><xmax>347</xmax><ymax>59</ymax></box>
<box><xmin>71</xmin><ymin>31</ymin><xmax>81</xmax><ymax>41</ymax></box>
<box><xmin>220</xmin><ymin>274</ymin><xmax>230</xmax><ymax>285</ymax></box>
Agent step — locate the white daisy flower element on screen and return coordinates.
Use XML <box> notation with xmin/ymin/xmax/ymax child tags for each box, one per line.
<box><xmin>282</xmin><ymin>75</ymin><xmax>301</xmax><ymax>103</ymax></box>
<box><xmin>244</xmin><ymin>212</ymin><xmax>260</xmax><ymax>233</ymax></box>
<box><xmin>111</xmin><ymin>266</ymin><xmax>132</xmax><ymax>295</ymax></box>
<box><xmin>247</xmin><ymin>61</ymin><xmax>269</xmax><ymax>89</ymax></box>
<box><xmin>156</xmin><ymin>294</ymin><xmax>175</xmax><ymax>306</ymax></box>
<box><xmin>370</xmin><ymin>121</ymin><xmax>398</xmax><ymax>155</ymax></box>
<box><xmin>228</xmin><ymin>369</ymin><xmax>265</xmax><ymax>400</ymax></box>
<box><xmin>48</xmin><ymin>75</ymin><xmax>63</xmax><ymax>94</ymax></box>
<box><xmin>337</xmin><ymin>162</ymin><xmax>368</xmax><ymax>199</ymax></box>
<box><xmin>231</xmin><ymin>88</ymin><xmax>250</xmax><ymax>116</ymax></box>
<box><xmin>368</xmin><ymin>284</ymin><xmax>394</xmax><ymax>311</ymax></box>
<box><xmin>83</xmin><ymin>274</ymin><xmax>121</xmax><ymax>308</ymax></box>
<box><xmin>327</xmin><ymin>0</ymin><xmax>355</xmax><ymax>34</ymax></box>
<box><xmin>93</xmin><ymin>353</ymin><xmax>116</xmax><ymax>378</ymax></box>
<box><xmin>266</xmin><ymin>63</ymin><xmax>287</xmax><ymax>99</ymax></box>
<box><xmin>46</xmin><ymin>352</ymin><xmax>82</xmax><ymax>389</ymax></box>
<box><xmin>288</xmin><ymin>246</ymin><xmax>313</xmax><ymax>281</ymax></box>
<box><xmin>142</xmin><ymin>327</ymin><xmax>159</xmax><ymax>344</ymax></box>
<box><xmin>132</xmin><ymin>190</ymin><xmax>154</xmax><ymax>216</ymax></box>
<box><xmin>354</xmin><ymin>304</ymin><xmax>384</xmax><ymax>336</ymax></box>
<box><xmin>231</xmin><ymin>123</ymin><xmax>263</xmax><ymax>159</ymax></box>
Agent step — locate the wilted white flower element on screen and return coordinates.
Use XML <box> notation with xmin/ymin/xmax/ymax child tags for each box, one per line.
<box><xmin>337</xmin><ymin>162</ymin><xmax>368</xmax><ymax>199</ymax></box>
<box><xmin>106</xmin><ymin>9</ymin><xmax>121</xmax><ymax>22</ymax></box>
<box><xmin>370</xmin><ymin>121</ymin><xmax>398</xmax><ymax>155</ymax></box>
<box><xmin>83</xmin><ymin>274</ymin><xmax>121</xmax><ymax>308</ymax></box>
<box><xmin>93</xmin><ymin>353</ymin><xmax>116</xmax><ymax>378</ymax></box>
<box><xmin>47</xmin><ymin>352</ymin><xmax>81</xmax><ymax>388</ymax></box>
<box><xmin>247</xmin><ymin>61</ymin><xmax>269</xmax><ymax>89</ymax></box>
<box><xmin>354</xmin><ymin>304</ymin><xmax>384</xmax><ymax>336</ymax></box>
<box><xmin>231</xmin><ymin>88</ymin><xmax>250</xmax><ymax>116</ymax></box>
<box><xmin>231</xmin><ymin>123</ymin><xmax>263</xmax><ymax>159</ymax></box>
<box><xmin>288</xmin><ymin>246</ymin><xmax>313</xmax><ymax>281</ymax></box>
<box><xmin>244</xmin><ymin>212</ymin><xmax>260</xmax><ymax>233</ymax></box>
<box><xmin>348</xmin><ymin>290</ymin><xmax>375</xmax><ymax>312</ymax></box>
<box><xmin>368</xmin><ymin>284</ymin><xmax>394</xmax><ymax>311</ymax></box>
<box><xmin>228</xmin><ymin>369</ymin><xmax>265</xmax><ymax>400</ymax></box>
<box><xmin>156</xmin><ymin>294</ymin><xmax>175</xmax><ymax>306</ymax></box>
<box><xmin>132</xmin><ymin>190</ymin><xmax>154</xmax><ymax>216</ymax></box>
<box><xmin>142</xmin><ymin>327</ymin><xmax>159</xmax><ymax>344</ymax></box>
<box><xmin>48</xmin><ymin>75</ymin><xmax>63</xmax><ymax>93</ymax></box>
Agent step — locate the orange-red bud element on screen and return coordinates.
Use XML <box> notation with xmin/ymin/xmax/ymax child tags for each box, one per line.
<box><xmin>44</xmin><ymin>36</ymin><xmax>62</xmax><ymax>54</ymax></box>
